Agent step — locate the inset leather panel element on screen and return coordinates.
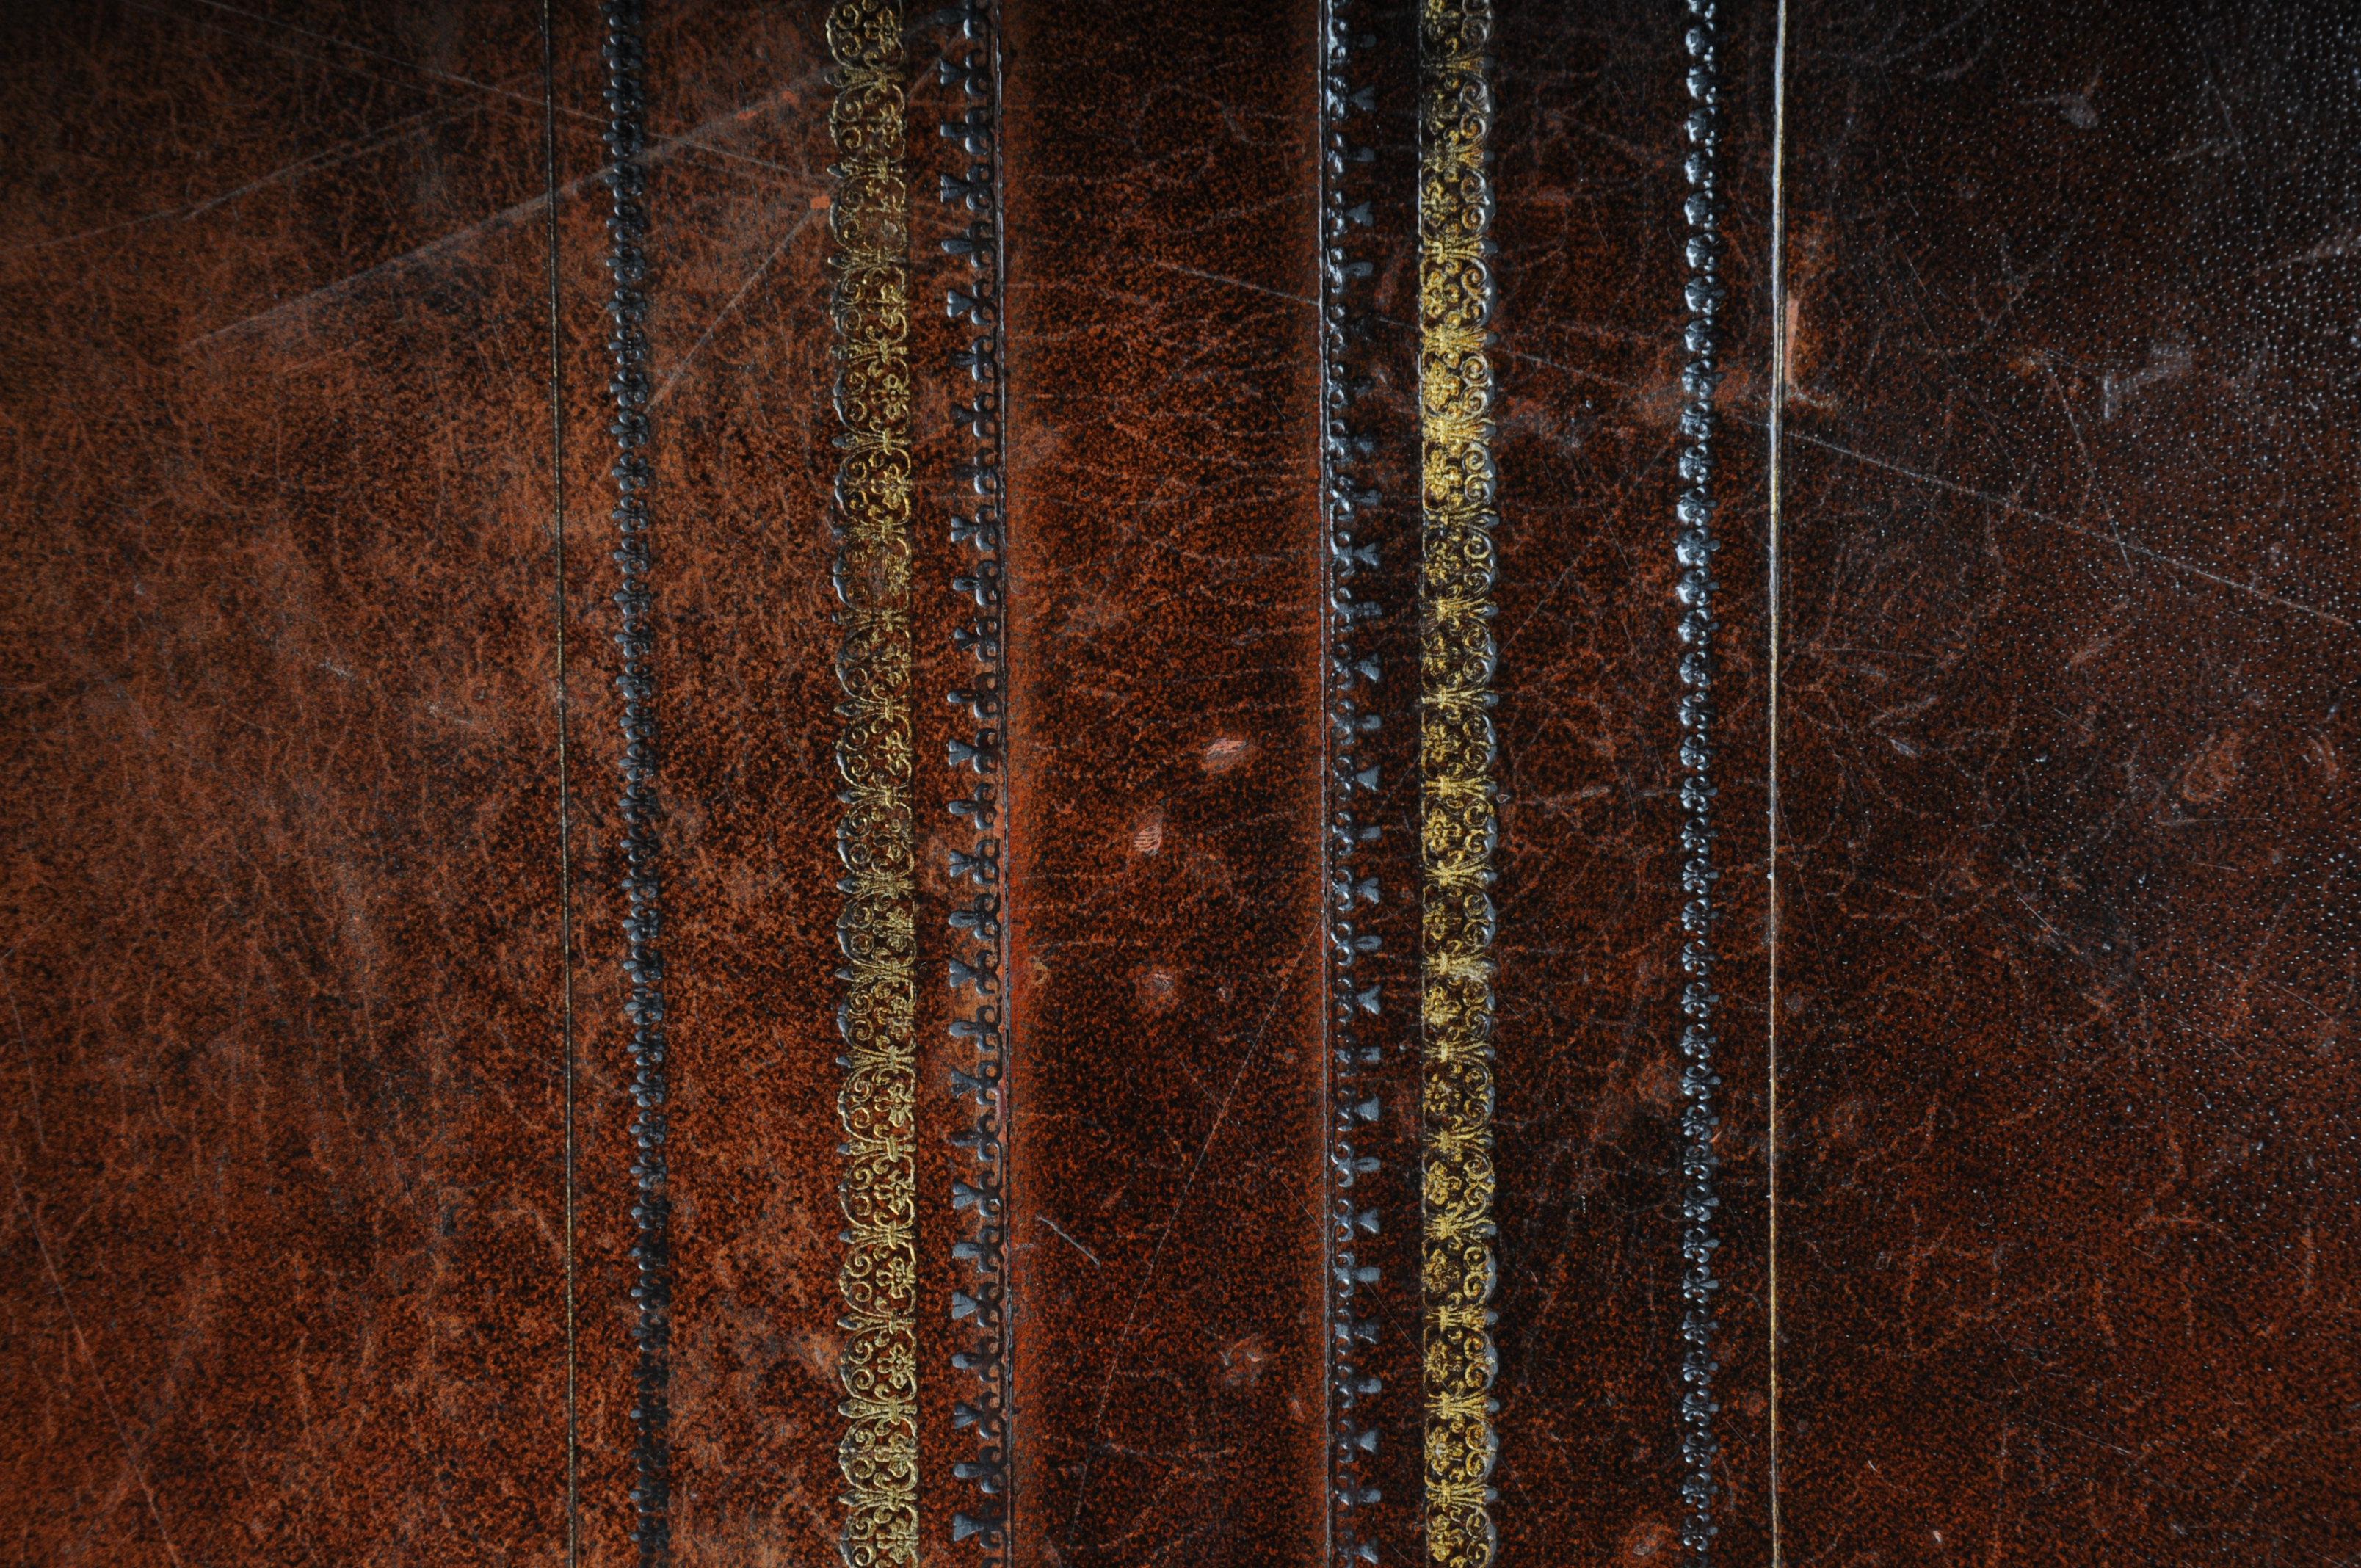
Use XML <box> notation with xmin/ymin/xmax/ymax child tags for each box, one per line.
<box><xmin>999</xmin><ymin>3</ymin><xmax>1329</xmax><ymax>1563</ymax></box>
<box><xmin>1776</xmin><ymin>2</ymin><xmax>2361</xmax><ymax>1558</ymax></box>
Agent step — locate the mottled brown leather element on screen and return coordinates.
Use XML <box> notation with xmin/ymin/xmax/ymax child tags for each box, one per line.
<box><xmin>1484</xmin><ymin>6</ymin><xmax>1777</xmax><ymax>1564</ymax></box>
<box><xmin>570</xmin><ymin>7</ymin><xmax>850</xmax><ymax>1562</ymax></box>
<box><xmin>998</xmin><ymin>2</ymin><xmax>1329</xmax><ymax>1564</ymax></box>
<box><xmin>1775</xmin><ymin>2</ymin><xmax>2361</xmax><ymax>1559</ymax></box>
<box><xmin>0</xmin><ymin>3</ymin><xmax>576</xmax><ymax>1561</ymax></box>
<box><xmin>0</xmin><ymin>1</ymin><xmax>855</xmax><ymax>1561</ymax></box>
<box><xmin>12</xmin><ymin>1</ymin><xmax>2361</xmax><ymax>1564</ymax></box>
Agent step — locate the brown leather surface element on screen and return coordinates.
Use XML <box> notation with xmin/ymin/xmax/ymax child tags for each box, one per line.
<box><xmin>10</xmin><ymin>1</ymin><xmax>2360</xmax><ymax>1563</ymax></box>
<box><xmin>569</xmin><ymin>7</ymin><xmax>848</xmax><ymax>1561</ymax></box>
<box><xmin>0</xmin><ymin>2</ymin><xmax>575</xmax><ymax>1561</ymax></box>
<box><xmin>1484</xmin><ymin>6</ymin><xmax>1777</xmax><ymax>1564</ymax></box>
<box><xmin>997</xmin><ymin>2</ymin><xmax>1328</xmax><ymax>1564</ymax></box>
<box><xmin>1775</xmin><ymin>2</ymin><xmax>2361</xmax><ymax>1560</ymax></box>
<box><xmin>0</xmin><ymin>2</ymin><xmax>852</xmax><ymax>1560</ymax></box>
<box><xmin>905</xmin><ymin>12</ymin><xmax>1012</xmax><ymax>1560</ymax></box>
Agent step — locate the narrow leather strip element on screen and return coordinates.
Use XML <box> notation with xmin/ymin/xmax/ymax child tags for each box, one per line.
<box><xmin>1415</xmin><ymin>3</ymin><xmax>1503</xmax><ymax>1564</ymax></box>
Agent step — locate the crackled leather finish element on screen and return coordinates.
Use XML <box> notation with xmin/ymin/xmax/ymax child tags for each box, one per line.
<box><xmin>1774</xmin><ymin>2</ymin><xmax>2361</xmax><ymax>1559</ymax></box>
<box><xmin>998</xmin><ymin>2</ymin><xmax>1328</xmax><ymax>1564</ymax></box>
<box><xmin>0</xmin><ymin>2</ymin><xmax>576</xmax><ymax>1561</ymax></box>
<box><xmin>0</xmin><ymin>1</ymin><xmax>855</xmax><ymax>1561</ymax></box>
<box><xmin>1481</xmin><ymin>7</ymin><xmax>1776</xmax><ymax>1563</ymax></box>
<box><xmin>10</xmin><ymin>1</ymin><xmax>2361</xmax><ymax>1564</ymax></box>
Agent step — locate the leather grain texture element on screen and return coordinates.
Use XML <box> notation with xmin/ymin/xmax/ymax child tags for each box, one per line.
<box><xmin>1775</xmin><ymin>2</ymin><xmax>2361</xmax><ymax>1560</ymax></box>
<box><xmin>5</xmin><ymin>1</ymin><xmax>2358</xmax><ymax>1564</ymax></box>
<box><xmin>997</xmin><ymin>3</ymin><xmax>1330</xmax><ymax>1564</ymax></box>
<box><xmin>1481</xmin><ymin>5</ymin><xmax>1775</xmax><ymax>1563</ymax></box>
<box><xmin>570</xmin><ymin>7</ymin><xmax>852</xmax><ymax>1561</ymax></box>
<box><xmin>0</xmin><ymin>4</ymin><xmax>576</xmax><ymax>1561</ymax></box>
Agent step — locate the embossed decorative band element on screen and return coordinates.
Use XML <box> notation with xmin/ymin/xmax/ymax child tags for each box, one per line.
<box><xmin>599</xmin><ymin>3</ymin><xmax>670</xmax><ymax>1563</ymax></box>
<box><xmin>1672</xmin><ymin>4</ymin><xmax>1727</xmax><ymax>1563</ymax></box>
<box><xmin>1321</xmin><ymin>1</ymin><xmax>1393</xmax><ymax>1561</ymax></box>
<box><xmin>826</xmin><ymin>4</ymin><xmax>919</xmax><ymax>1564</ymax></box>
<box><xmin>930</xmin><ymin>1</ymin><xmax>1014</xmax><ymax>1558</ymax></box>
<box><xmin>1415</xmin><ymin>3</ymin><xmax>1500</xmax><ymax>1566</ymax></box>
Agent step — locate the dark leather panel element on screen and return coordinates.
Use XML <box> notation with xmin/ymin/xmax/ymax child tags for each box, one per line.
<box><xmin>997</xmin><ymin>2</ymin><xmax>1329</xmax><ymax>1564</ymax></box>
<box><xmin>0</xmin><ymin>2</ymin><xmax>576</xmax><ymax>1561</ymax></box>
<box><xmin>1776</xmin><ymin>2</ymin><xmax>2361</xmax><ymax>1558</ymax></box>
<box><xmin>1483</xmin><ymin>4</ymin><xmax>1777</xmax><ymax>1562</ymax></box>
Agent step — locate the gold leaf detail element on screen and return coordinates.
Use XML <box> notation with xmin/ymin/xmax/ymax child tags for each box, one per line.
<box><xmin>1419</xmin><ymin>3</ymin><xmax>1499</xmax><ymax>1566</ymax></box>
<box><xmin>829</xmin><ymin>4</ymin><xmax>917</xmax><ymax>1564</ymax></box>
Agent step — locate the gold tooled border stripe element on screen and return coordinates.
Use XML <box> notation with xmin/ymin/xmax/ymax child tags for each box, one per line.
<box><xmin>827</xmin><ymin>4</ymin><xmax>918</xmax><ymax>1565</ymax></box>
<box><xmin>1417</xmin><ymin>2</ymin><xmax>1500</xmax><ymax>1565</ymax></box>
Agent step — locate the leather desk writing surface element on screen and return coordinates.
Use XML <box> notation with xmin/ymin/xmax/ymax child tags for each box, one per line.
<box><xmin>3</xmin><ymin>2</ymin><xmax>2353</xmax><ymax>1564</ymax></box>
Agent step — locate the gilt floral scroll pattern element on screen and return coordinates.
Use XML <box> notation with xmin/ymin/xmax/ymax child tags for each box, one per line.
<box><xmin>1416</xmin><ymin>3</ymin><xmax>1500</xmax><ymax>1565</ymax></box>
<box><xmin>827</xmin><ymin>4</ymin><xmax>919</xmax><ymax>1564</ymax></box>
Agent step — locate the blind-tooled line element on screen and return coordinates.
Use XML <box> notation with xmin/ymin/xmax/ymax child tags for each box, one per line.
<box><xmin>187</xmin><ymin>81</ymin><xmax>824</xmax><ymax>349</ymax></box>
<box><xmin>1766</xmin><ymin>1</ymin><xmax>1791</xmax><ymax>1562</ymax></box>
<box><xmin>599</xmin><ymin>4</ymin><xmax>671</xmax><ymax>1561</ymax></box>
<box><xmin>1321</xmin><ymin>2</ymin><xmax>1394</xmax><ymax>1562</ymax></box>
<box><xmin>932</xmin><ymin>1</ymin><xmax>1016</xmax><ymax>1556</ymax></box>
<box><xmin>160</xmin><ymin>0</ymin><xmax>799</xmax><ymax>176</ymax></box>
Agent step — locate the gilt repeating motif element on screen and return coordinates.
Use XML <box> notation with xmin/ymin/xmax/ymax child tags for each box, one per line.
<box><xmin>826</xmin><ymin>4</ymin><xmax>920</xmax><ymax>1564</ymax></box>
<box><xmin>1415</xmin><ymin>4</ymin><xmax>1501</xmax><ymax>1566</ymax></box>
